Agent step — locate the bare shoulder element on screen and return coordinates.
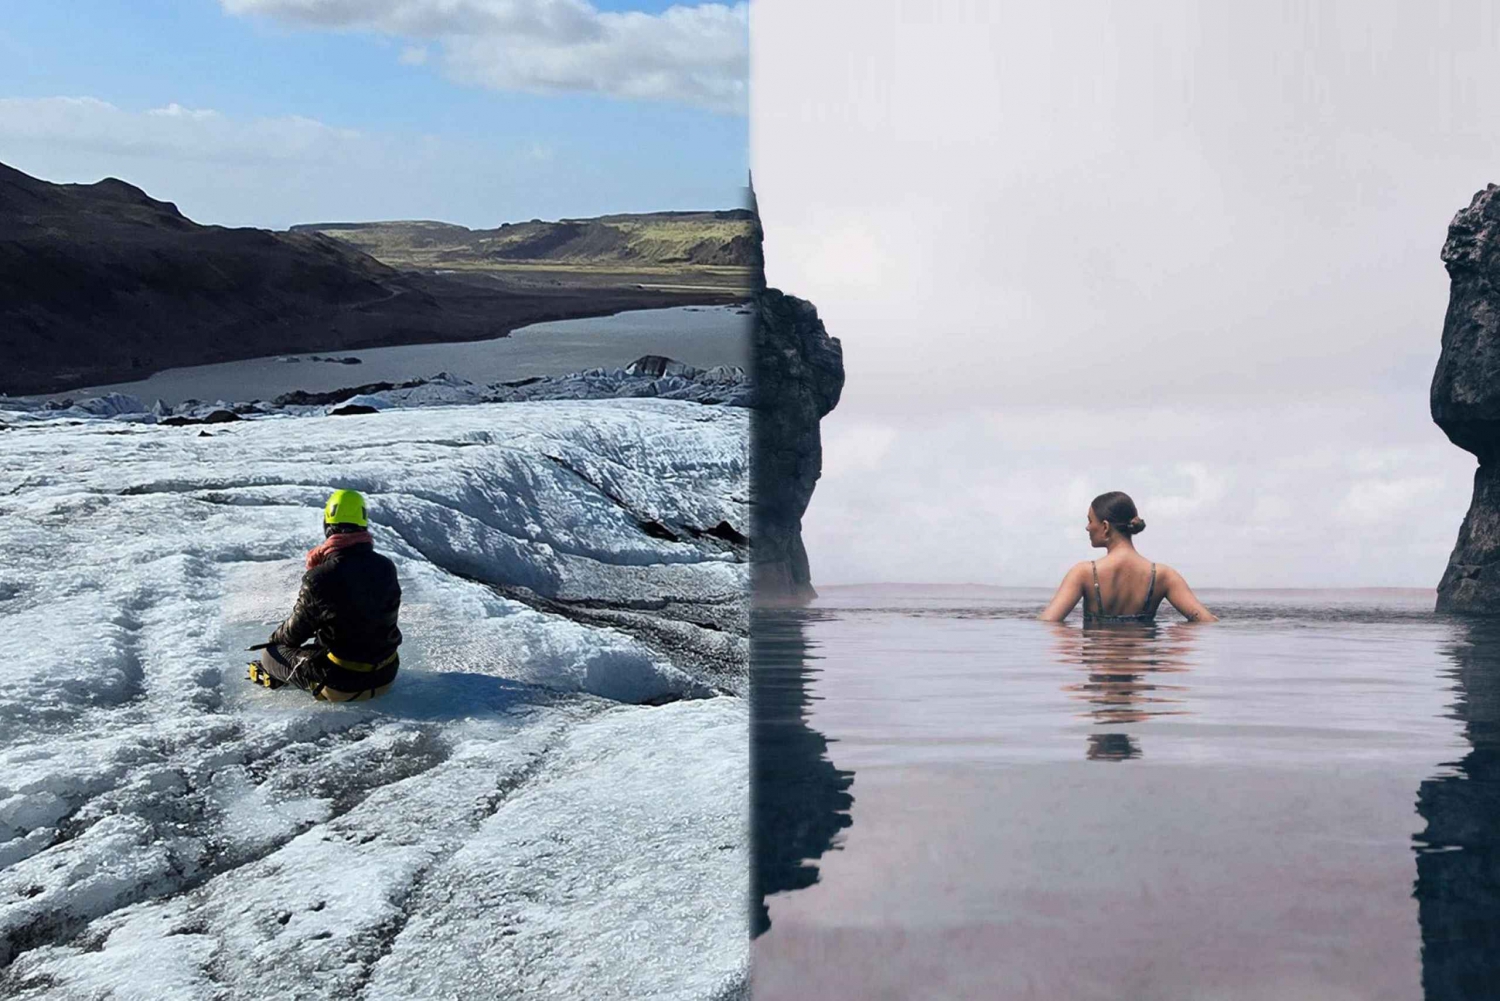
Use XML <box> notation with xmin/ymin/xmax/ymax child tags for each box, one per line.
<box><xmin>1154</xmin><ymin>563</ymin><xmax>1185</xmax><ymax>585</ymax></box>
<box><xmin>1050</xmin><ymin>561</ymin><xmax>1089</xmax><ymax>592</ymax></box>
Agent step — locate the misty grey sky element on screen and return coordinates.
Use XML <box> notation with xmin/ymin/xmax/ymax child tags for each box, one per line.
<box><xmin>752</xmin><ymin>0</ymin><xmax>1498</xmax><ymax>588</ymax></box>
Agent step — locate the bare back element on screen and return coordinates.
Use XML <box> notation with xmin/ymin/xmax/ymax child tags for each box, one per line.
<box><xmin>1085</xmin><ymin>555</ymin><xmax>1160</xmax><ymax>621</ymax></box>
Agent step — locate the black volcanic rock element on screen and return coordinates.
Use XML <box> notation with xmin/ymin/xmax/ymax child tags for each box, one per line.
<box><xmin>751</xmin><ymin>289</ymin><xmax>844</xmax><ymax>603</ymax></box>
<box><xmin>1434</xmin><ymin>185</ymin><xmax>1500</xmax><ymax>612</ymax></box>
<box><xmin>0</xmin><ymin>162</ymin><xmax>743</xmax><ymax>396</ymax></box>
<box><xmin>625</xmin><ymin>354</ymin><xmax>698</xmax><ymax>378</ymax></box>
<box><xmin>159</xmin><ymin>409</ymin><xmax>240</xmax><ymax>427</ymax></box>
<box><xmin>271</xmin><ymin>378</ymin><xmax>428</xmax><ymax>408</ymax></box>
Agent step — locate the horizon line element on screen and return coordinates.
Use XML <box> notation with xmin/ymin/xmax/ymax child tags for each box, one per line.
<box><xmin>816</xmin><ymin>582</ymin><xmax>1439</xmax><ymax>592</ymax></box>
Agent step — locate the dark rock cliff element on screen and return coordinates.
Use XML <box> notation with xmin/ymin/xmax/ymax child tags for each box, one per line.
<box><xmin>751</xmin><ymin>288</ymin><xmax>844</xmax><ymax>603</ymax></box>
<box><xmin>1434</xmin><ymin>185</ymin><xmax>1500</xmax><ymax>612</ymax></box>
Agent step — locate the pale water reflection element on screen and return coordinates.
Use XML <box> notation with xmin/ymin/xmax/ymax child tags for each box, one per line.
<box><xmin>753</xmin><ymin>586</ymin><xmax>1493</xmax><ymax>1001</ymax></box>
<box><xmin>1053</xmin><ymin>622</ymin><xmax>1197</xmax><ymax>759</ymax></box>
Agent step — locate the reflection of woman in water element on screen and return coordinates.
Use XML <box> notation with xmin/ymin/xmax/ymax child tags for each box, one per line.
<box><xmin>1048</xmin><ymin>619</ymin><xmax>1198</xmax><ymax>760</ymax></box>
<box><xmin>1039</xmin><ymin>490</ymin><xmax>1218</xmax><ymax>623</ymax></box>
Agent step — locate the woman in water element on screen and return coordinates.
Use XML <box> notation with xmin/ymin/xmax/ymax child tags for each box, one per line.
<box><xmin>1039</xmin><ymin>491</ymin><xmax>1217</xmax><ymax>623</ymax></box>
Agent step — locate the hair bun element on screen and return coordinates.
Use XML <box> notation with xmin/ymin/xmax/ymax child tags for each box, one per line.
<box><xmin>1126</xmin><ymin>516</ymin><xmax>1146</xmax><ymax>534</ymax></box>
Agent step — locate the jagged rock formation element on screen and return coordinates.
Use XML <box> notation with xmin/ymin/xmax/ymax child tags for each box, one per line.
<box><xmin>0</xmin><ymin>162</ymin><xmax>740</xmax><ymax>396</ymax></box>
<box><xmin>750</xmin><ymin>289</ymin><xmax>844</xmax><ymax>603</ymax></box>
<box><xmin>1433</xmin><ymin>185</ymin><xmax>1500</xmax><ymax>612</ymax></box>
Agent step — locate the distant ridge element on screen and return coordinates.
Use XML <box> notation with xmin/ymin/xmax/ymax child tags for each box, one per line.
<box><xmin>289</xmin><ymin>209</ymin><xmax>762</xmax><ymax>271</ymax></box>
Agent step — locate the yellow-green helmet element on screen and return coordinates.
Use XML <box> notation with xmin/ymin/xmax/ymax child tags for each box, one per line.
<box><xmin>323</xmin><ymin>488</ymin><xmax>368</xmax><ymax>527</ymax></box>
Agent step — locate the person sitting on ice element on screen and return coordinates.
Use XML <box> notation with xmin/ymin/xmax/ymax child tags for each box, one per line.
<box><xmin>248</xmin><ymin>488</ymin><xmax>402</xmax><ymax>701</ymax></box>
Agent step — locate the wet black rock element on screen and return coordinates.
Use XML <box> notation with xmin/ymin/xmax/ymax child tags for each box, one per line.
<box><xmin>159</xmin><ymin>409</ymin><xmax>240</xmax><ymax>427</ymax></box>
<box><xmin>1434</xmin><ymin>185</ymin><xmax>1500</xmax><ymax>612</ymax></box>
<box><xmin>751</xmin><ymin>289</ymin><xmax>844</xmax><ymax>603</ymax></box>
<box><xmin>625</xmin><ymin>355</ymin><xmax>698</xmax><ymax>378</ymax></box>
<box><xmin>271</xmin><ymin>379</ymin><xmax>427</xmax><ymax>407</ymax></box>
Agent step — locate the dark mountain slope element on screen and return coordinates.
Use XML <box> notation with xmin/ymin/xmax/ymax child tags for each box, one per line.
<box><xmin>0</xmin><ymin>163</ymin><xmax>737</xmax><ymax>395</ymax></box>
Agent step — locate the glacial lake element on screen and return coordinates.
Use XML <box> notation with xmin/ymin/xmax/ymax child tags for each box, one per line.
<box><xmin>30</xmin><ymin>304</ymin><xmax>750</xmax><ymax>407</ymax></box>
<box><xmin>752</xmin><ymin>586</ymin><xmax>1493</xmax><ymax>1001</ymax></box>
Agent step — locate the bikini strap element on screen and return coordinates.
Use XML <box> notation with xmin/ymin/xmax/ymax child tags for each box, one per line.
<box><xmin>1090</xmin><ymin>561</ymin><xmax>1102</xmax><ymax>614</ymax></box>
<box><xmin>1142</xmin><ymin>563</ymin><xmax>1157</xmax><ymax>614</ymax></box>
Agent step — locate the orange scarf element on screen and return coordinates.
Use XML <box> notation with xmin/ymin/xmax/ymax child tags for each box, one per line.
<box><xmin>305</xmin><ymin>530</ymin><xmax>373</xmax><ymax>569</ymax></box>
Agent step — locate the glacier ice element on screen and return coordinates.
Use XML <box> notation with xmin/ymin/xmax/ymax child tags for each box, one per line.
<box><xmin>0</xmin><ymin>397</ymin><xmax>748</xmax><ymax>999</ymax></box>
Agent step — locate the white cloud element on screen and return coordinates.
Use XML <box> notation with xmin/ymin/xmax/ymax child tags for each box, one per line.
<box><xmin>799</xmin><ymin>401</ymin><xmax>1473</xmax><ymax>589</ymax></box>
<box><xmin>220</xmin><ymin>0</ymin><xmax>748</xmax><ymax>114</ymax></box>
<box><xmin>1248</xmin><ymin>495</ymin><xmax>1294</xmax><ymax>526</ymax></box>
<box><xmin>1337</xmin><ymin>476</ymin><xmax>1448</xmax><ymax>526</ymax></box>
<box><xmin>821</xmin><ymin>420</ymin><xmax>898</xmax><ymax>477</ymax></box>
<box><xmin>0</xmin><ymin>96</ymin><xmax>605</xmax><ymax>230</ymax></box>
<box><xmin>398</xmin><ymin>44</ymin><xmax>429</xmax><ymax>65</ymax></box>
<box><xmin>1147</xmin><ymin>464</ymin><xmax>1229</xmax><ymax>520</ymax></box>
<box><xmin>147</xmin><ymin>103</ymin><xmax>222</xmax><ymax>121</ymax></box>
<box><xmin>0</xmin><ymin>96</ymin><xmax>360</xmax><ymax>164</ymax></box>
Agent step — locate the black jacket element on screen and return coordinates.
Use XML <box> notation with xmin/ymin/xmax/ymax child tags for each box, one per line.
<box><xmin>270</xmin><ymin>543</ymin><xmax>402</xmax><ymax>662</ymax></box>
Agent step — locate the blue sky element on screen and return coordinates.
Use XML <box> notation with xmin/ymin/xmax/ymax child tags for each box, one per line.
<box><xmin>0</xmin><ymin>0</ymin><xmax>747</xmax><ymax>228</ymax></box>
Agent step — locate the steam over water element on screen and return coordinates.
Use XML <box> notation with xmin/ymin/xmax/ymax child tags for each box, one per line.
<box><xmin>753</xmin><ymin>586</ymin><xmax>1498</xmax><ymax>1001</ymax></box>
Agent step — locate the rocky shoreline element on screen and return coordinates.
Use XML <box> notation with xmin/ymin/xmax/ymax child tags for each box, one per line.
<box><xmin>0</xmin><ymin>355</ymin><xmax>750</xmax><ymax>427</ymax></box>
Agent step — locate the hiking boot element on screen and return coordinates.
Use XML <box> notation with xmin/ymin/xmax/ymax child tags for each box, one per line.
<box><xmin>247</xmin><ymin>662</ymin><xmax>285</xmax><ymax>689</ymax></box>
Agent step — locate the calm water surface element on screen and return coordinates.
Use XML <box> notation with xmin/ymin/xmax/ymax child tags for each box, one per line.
<box><xmin>32</xmin><ymin>304</ymin><xmax>748</xmax><ymax>406</ymax></box>
<box><xmin>752</xmin><ymin>586</ymin><xmax>1499</xmax><ymax>1000</ymax></box>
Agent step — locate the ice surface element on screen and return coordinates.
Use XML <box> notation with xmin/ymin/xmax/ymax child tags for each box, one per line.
<box><xmin>0</xmin><ymin>399</ymin><xmax>748</xmax><ymax>998</ymax></box>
